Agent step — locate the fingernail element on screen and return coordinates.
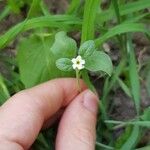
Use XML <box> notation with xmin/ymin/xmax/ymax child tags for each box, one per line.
<box><xmin>83</xmin><ymin>90</ymin><xmax>98</xmax><ymax>114</ymax></box>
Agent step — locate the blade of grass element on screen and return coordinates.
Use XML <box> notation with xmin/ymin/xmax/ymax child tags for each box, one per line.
<box><xmin>0</xmin><ymin>74</ymin><xmax>10</xmax><ymax>105</ymax></box>
<box><xmin>0</xmin><ymin>15</ymin><xmax>82</xmax><ymax>49</ymax></box>
<box><xmin>123</xmin><ymin>12</ymin><xmax>150</xmax><ymax>23</ymax></box>
<box><xmin>96</xmin><ymin>141</ymin><xmax>114</xmax><ymax>150</ymax></box>
<box><xmin>105</xmin><ymin>120</ymin><xmax>129</xmax><ymax>125</ymax></box>
<box><xmin>118</xmin><ymin>125</ymin><xmax>140</xmax><ymax>150</ymax></box>
<box><xmin>32</xmin><ymin>133</ymin><xmax>51</xmax><ymax>149</ymax></box>
<box><xmin>7</xmin><ymin>0</ymin><xmax>21</xmax><ymax>14</ymax></box>
<box><xmin>117</xmin><ymin>77</ymin><xmax>132</xmax><ymax>97</ymax></box>
<box><xmin>40</xmin><ymin>0</ymin><xmax>50</xmax><ymax>16</ymax></box>
<box><xmin>113</xmin><ymin>33</ymin><xmax>141</xmax><ymax>149</ymax></box>
<box><xmin>112</xmin><ymin>0</ymin><xmax>121</xmax><ymax>23</ymax></box>
<box><xmin>27</xmin><ymin>0</ymin><xmax>42</xmax><ymax>18</ymax></box>
<box><xmin>114</xmin><ymin>124</ymin><xmax>140</xmax><ymax>149</ymax></box>
<box><xmin>66</xmin><ymin>0</ymin><xmax>81</xmax><ymax>14</ymax></box>
<box><xmin>0</xmin><ymin>75</ymin><xmax>10</xmax><ymax>99</ymax></box>
<box><xmin>106</xmin><ymin>120</ymin><xmax>150</xmax><ymax>128</ymax></box>
<box><xmin>102</xmin><ymin>59</ymin><xmax>126</xmax><ymax>110</ymax></box>
<box><xmin>95</xmin><ymin>23</ymin><xmax>150</xmax><ymax>47</ymax></box>
<box><xmin>81</xmin><ymin>0</ymin><xmax>100</xmax><ymax>43</ymax></box>
<box><xmin>127</xmin><ymin>33</ymin><xmax>140</xmax><ymax>115</ymax></box>
<box><xmin>0</xmin><ymin>6</ymin><xmax>10</xmax><ymax>22</ymax></box>
<box><xmin>97</xmin><ymin>0</ymin><xmax>150</xmax><ymax>23</ymax></box>
<box><xmin>136</xmin><ymin>145</ymin><xmax>150</xmax><ymax>150</ymax></box>
<box><xmin>112</xmin><ymin>0</ymin><xmax>126</xmax><ymax>58</ymax></box>
<box><xmin>129</xmin><ymin>121</ymin><xmax>150</xmax><ymax>127</ymax></box>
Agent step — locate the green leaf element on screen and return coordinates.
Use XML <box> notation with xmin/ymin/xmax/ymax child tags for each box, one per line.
<box><xmin>56</xmin><ymin>58</ymin><xmax>73</xmax><ymax>72</ymax></box>
<box><xmin>78</xmin><ymin>40</ymin><xmax>95</xmax><ymax>59</ymax></box>
<box><xmin>141</xmin><ymin>107</ymin><xmax>150</xmax><ymax>121</ymax></box>
<box><xmin>85</xmin><ymin>51</ymin><xmax>113</xmax><ymax>76</ymax></box>
<box><xmin>17</xmin><ymin>35</ymin><xmax>54</xmax><ymax>88</ymax></box>
<box><xmin>51</xmin><ymin>31</ymin><xmax>77</xmax><ymax>58</ymax></box>
<box><xmin>17</xmin><ymin>31</ymin><xmax>76</xmax><ymax>88</ymax></box>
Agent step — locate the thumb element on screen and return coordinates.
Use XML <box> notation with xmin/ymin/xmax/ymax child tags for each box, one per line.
<box><xmin>56</xmin><ymin>89</ymin><xmax>98</xmax><ymax>150</ymax></box>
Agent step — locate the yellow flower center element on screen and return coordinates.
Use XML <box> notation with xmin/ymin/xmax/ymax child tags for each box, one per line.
<box><xmin>76</xmin><ymin>60</ymin><xmax>80</xmax><ymax>64</ymax></box>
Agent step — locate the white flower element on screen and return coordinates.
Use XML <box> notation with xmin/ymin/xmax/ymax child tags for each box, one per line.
<box><xmin>71</xmin><ymin>55</ymin><xmax>85</xmax><ymax>70</ymax></box>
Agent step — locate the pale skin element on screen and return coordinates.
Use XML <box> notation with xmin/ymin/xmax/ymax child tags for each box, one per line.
<box><xmin>0</xmin><ymin>78</ymin><xmax>98</xmax><ymax>150</ymax></box>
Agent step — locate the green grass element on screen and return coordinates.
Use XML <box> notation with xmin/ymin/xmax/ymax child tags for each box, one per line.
<box><xmin>0</xmin><ymin>0</ymin><xmax>150</xmax><ymax>149</ymax></box>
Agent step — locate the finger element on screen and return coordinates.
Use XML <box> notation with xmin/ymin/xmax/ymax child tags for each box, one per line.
<box><xmin>0</xmin><ymin>78</ymin><xmax>86</xmax><ymax>150</ymax></box>
<box><xmin>56</xmin><ymin>89</ymin><xmax>98</xmax><ymax>150</ymax></box>
<box><xmin>43</xmin><ymin>108</ymin><xmax>65</xmax><ymax>129</ymax></box>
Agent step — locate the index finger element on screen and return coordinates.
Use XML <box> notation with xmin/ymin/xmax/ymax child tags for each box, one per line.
<box><xmin>0</xmin><ymin>78</ymin><xmax>86</xmax><ymax>150</ymax></box>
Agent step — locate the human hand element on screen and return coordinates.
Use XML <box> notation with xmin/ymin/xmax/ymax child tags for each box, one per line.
<box><xmin>0</xmin><ymin>78</ymin><xmax>98</xmax><ymax>150</ymax></box>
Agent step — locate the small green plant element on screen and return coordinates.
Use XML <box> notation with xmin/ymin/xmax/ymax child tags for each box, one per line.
<box><xmin>56</xmin><ymin>39</ymin><xmax>113</xmax><ymax>92</ymax></box>
<box><xmin>0</xmin><ymin>0</ymin><xmax>150</xmax><ymax>149</ymax></box>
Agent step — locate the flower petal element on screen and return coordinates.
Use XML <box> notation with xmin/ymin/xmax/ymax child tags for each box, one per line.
<box><xmin>76</xmin><ymin>64</ymin><xmax>84</xmax><ymax>70</ymax></box>
<box><xmin>71</xmin><ymin>58</ymin><xmax>76</xmax><ymax>63</ymax></box>
<box><xmin>81</xmin><ymin>59</ymin><xmax>85</xmax><ymax>64</ymax></box>
<box><xmin>72</xmin><ymin>64</ymin><xmax>77</xmax><ymax>69</ymax></box>
<box><xmin>76</xmin><ymin>55</ymin><xmax>82</xmax><ymax>61</ymax></box>
<box><xmin>71</xmin><ymin>55</ymin><xmax>85</xmax><ymax>70</ymax></box>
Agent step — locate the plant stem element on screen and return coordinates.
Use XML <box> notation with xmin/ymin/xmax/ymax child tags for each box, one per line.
<box><xmin>81</xmin><ymin>70</ymin><xmax>96</xmax><ymax>93</ymax></box>
<box><xmin>96</xmin><ymin>141</ymin><xmax>114</xmax><ymax>149</ymax></box>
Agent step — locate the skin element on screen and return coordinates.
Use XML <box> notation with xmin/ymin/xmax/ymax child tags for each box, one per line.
<box><xmin>0</xmin><ymin>78</ymin><xmax>98</xmax><ymax>150</ymax></box>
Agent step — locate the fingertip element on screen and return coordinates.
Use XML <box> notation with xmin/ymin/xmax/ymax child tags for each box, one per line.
<box><xmin>56</xmin><ymin>89</ymin><xmax>98</xmax><ymax>150</ymax></box>
<box><xmin>82</xmin><ymin>89</ymin><xmax>99</xmax><ymax>115</ymax></box>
